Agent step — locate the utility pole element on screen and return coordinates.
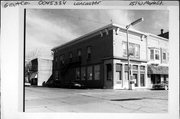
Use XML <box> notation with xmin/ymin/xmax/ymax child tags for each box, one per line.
<box><xmin>126</xmin><ymin>18</ymin><xmax>144</xmax><ymax>90</ymax></box>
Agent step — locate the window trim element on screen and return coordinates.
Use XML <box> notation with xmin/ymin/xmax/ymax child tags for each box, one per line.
<box><xmin>149</xmin><ymin>48</ymin><xmax>160</xmax><ymax>61</ymax></box>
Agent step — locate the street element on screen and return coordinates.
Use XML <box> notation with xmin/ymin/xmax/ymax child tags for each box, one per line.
<box><xmin>25</xmin><ymin>87</ymin><xmax>168</xmax><ymax>113</ymax></box>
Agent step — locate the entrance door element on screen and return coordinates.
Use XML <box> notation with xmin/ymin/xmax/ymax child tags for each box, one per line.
<box><xmin>133</xmin><ymin>74</ymin><xmax>138</xmax><ymax>87</ymax></box>
<box><xmin>104</xmin><ymin>63</ymin><xmax>113</xmax><ymax>89</ymax></box>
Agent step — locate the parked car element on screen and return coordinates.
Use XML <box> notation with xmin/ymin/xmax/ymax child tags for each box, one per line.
<box><xmin>25</xmin><ymin>82</ymin><xmax>31</xmax><ymax>87</ymax></box>
<box><xmin>152</xmin><ymin>81</ymin><xmax>168</xmax><ymax>90</ymax></box>
<box><xmin>64</xmin><ymin>82</ymin><xmax>86</xmax><ymax>89</ymax></box>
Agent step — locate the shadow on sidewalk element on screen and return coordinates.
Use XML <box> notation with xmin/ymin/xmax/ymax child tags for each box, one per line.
<box><xmin>110</xmin><ymin>98</ymin><xmax>142</xmax><ymax>101</ymax></box>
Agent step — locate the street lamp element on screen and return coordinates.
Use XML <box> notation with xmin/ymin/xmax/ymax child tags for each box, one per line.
<box><xmin>126</xmin><ymin>18</ymin><xmax>144</xmax><ymax>90</ymax></box>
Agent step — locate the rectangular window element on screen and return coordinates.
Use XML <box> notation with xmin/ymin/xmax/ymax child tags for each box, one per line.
<box><xmin>94</xmin><ymin>65</ymin><xmax>100</xmax><ymax>80</ymax></box>
<box><xmin>81</xmin><ymin>67</ymin><xmax>86</xmax><ymax>80</ymax></box>
<box><xmin>155</xmin><ymin>50</ymin><xmax>159</xmax><ymax>60</ymax></box>
<box><xmin>60</xmin><ymin>55</ymin><xmax>65</xmax><ymax>64</ymax></box>
<box><xmin>116</xmin><ymin>64</ymin><xmax>122</xmax><ymax>81</ymax></box>
<box><xmin>69</xmin><ymin>52</ymin><xmax>73</xmax><ymax>62</ymax></box>
<box><xmin>140</xmin><ymin>74</ymin><xmax>145</xmax><ymax>86</ymax></box>
<box><xmin>87</xmin><ymin>66</ymin><xmax>93</xmax><ymax>80</ymax></box>
<box><xmin>135</xmin><ymin>44</ymin><xmax>140</xmax><ymax>58</ymax></box>
<box><xmin>75</xmin><ymin>67</ymin><xmax>80</xmax><ymax>80</ymax></box>
<box><xmin>116</xmin><ymin>64</ymin><xmax>122</xmax><ymax>72</ymax></box>
<box><xmin>140</xmin><ymin>66</ymin><xmax>145</xmax><ymax>70</ymax></box>
<box><xmin>129</xmin><ymin>43</ymin><xmax>135</xmax><ymax>56</ymax></box>
<box><xmin>78</xmin><ymin>49</ymin><xmax>82</xmax><ymax>56</ymax></box>
<box><xmin>77</xmin><ymin>49</ymin><xmax>82</xmax><ymax>61</ymax></box>
<box><xmin>107</xmin><ymin>64</ymin><xmax>112</xmax><ymax>80</ymax></box>
<box><xmin>163</xmin><ymin>52</ymin><xmax>166</xmax><ymax>60</ymax></box>
<box><xmin>87</xmin><ymin>46</ymin><xmax>92</xmax><ymax>59</ymax></box>
<box><xmin>122</xmin><ymin>42</ymin><xmax>140</xmax><ymax>58</ymax></box>
<box><xmin>150</xmin><ymin>49</ymin><xmax>154</xmax><ymax>60</ymax></box>
<box><xmin>133</xmin><ymin>65</ymin><xmax>138</xmax><ymax>71</ymax></box>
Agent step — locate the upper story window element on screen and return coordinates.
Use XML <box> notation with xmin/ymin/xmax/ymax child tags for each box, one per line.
<box><xmin>149</xmin><ymin>48</ymin><xmax>160</xmax><ymax>60</ymax></box>
<box><xmin>69</xmin><ymin>52</ymin><xmax>73</xmax><ymax>62</ymax></box>
<box><xmin>122</xmin><ymin>42</ymin><xmax>140</xmax><ymax>59</ymax></box>
<box><xmin>60</xmin><ymin>54</ymin><xmax>65</xmax><ymax>64</ymax></box>
<box><xmin>87</xmin><ymin>46</ymin><xmax>92</xmax><ymax>59</ymax></box>
<box><xmin>150</xmin><ymin>50</ymin><xmax>154</xmax><ymax>60</ymax></box>
<box><xmin>163</xmin><ymin>52</ymin><xmax>166</xmax><ymax>60</ymax></box>
<box><xmin>77</xmin><ymin>49</ymin><xmax>82</xmax><ymax>57</ymax></box>
<box><xmin>155</xmin><ymin>50</ymin><xmax>159</xmax><ymax>60</ymax></box>
<box><xmin>162</xmin><ymin>49</ymin><xmax>169</xmax><ymax>63</ymax></box>
<box><xmin>77</xmin><ymin>49</ymin><xmax>82</xmax><ymax>60</ymax></box>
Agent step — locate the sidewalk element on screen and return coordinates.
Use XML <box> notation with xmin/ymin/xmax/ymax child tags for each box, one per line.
<box><xmin>25</xmin><ymin>87</ymin><xmax>168</xmax><ymax>113</ymax></box>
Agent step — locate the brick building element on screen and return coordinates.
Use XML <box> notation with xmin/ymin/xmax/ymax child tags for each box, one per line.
<box><xmin>51</xmin><ymin>24</ymin><xmax>169</xmax><ymax>89</ymax></box>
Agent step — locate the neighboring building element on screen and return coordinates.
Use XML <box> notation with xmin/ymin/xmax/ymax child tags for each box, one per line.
<box><xmin>147</xmin><ymin>33</ymin><xmax>169</xmax><ymax>88</ymax></box>
<box><xmin>52</xmin><ymin>23</ymin><xmax>169</xmax><ymax>89</ymax></box>
<box><xmin>30</xmin><ymin>58</ymin><xmax>53</xmax><ymax>86</ymax></box>
<box><xmin>28</xmin><ymin>49</ymin><xmax>53</xmax><ymax>86</ymax></box>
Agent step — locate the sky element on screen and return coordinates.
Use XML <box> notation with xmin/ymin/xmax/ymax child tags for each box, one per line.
<box><xmin>26</xmin><ymin>9</ymin><xmax>169</xmax><ymax>59</ymax></box>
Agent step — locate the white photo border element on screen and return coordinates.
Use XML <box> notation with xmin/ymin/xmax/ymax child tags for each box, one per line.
<box><xmin>1</xmin><ymin>1</ymin><xmax>179</xmax><ymax>119</ymax></box>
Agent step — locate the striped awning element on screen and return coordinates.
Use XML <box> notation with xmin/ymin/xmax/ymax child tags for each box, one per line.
<box><xmin>148</xmin><ymin>65</ymin><xmax>168</xmax><ymax>75</ymax></box>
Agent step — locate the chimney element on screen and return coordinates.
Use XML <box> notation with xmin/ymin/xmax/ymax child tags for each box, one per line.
<box><xmin>161</xmin><ymin>29</ymin><xmax>164</xmax><ymax>34</ymax></box>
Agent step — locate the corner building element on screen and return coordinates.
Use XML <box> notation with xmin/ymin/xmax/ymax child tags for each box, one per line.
<box><xmin>52</xmin><ymin>24</ymin><xmax>168</xmax><ymax>89</ymax></box>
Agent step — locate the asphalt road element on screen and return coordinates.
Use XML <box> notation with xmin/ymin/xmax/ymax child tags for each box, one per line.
<box><xmin>25</xmin><ymin>87</ymin><xmax>168</xmax><ymax>113</ymax></box>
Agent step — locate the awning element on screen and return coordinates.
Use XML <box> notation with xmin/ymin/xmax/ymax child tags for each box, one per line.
<box><xmin>148</xmin><ymin>65</ymin><xmax>168</xmax><ymax>75</ymax></box>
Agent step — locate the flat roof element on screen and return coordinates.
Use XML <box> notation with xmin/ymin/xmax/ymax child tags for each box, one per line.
<box><xmin>52</xmin><ymin>23</ymin><xmax>168</xmax><ymax>51</ymax></box>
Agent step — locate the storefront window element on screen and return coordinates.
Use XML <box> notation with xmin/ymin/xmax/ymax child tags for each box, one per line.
<box><xmin>87</xmin><ymin>66</ymin><xmax>93</xmax><ymax>80</ymax></box>
<box><xmin>116</xmin><ymin>64</ymin><xmax>122</xmax><ymax>81</ymax></box>
<box><xmin>133</xmin><ymin>65</ymin><xmax>138</xmax><ymax>70</ymax></box>
<box><xmin>140</xmin><ymin>66</ymin><xmax>145</xmax><ymax>71</ymax></box>
<box><xmin>81</xmin><ymin>67</ymin><xmax>86</xmax><ymax>80</ymax></box>
<box><xmin>140</xmin><ymin>74</ymin><xmax>145</xmax><ymax>86</ymax></box>
<box><xmin>94</xmin><ymin>65</ymin><xmax>100</xmax><ymax>80</ymax></box>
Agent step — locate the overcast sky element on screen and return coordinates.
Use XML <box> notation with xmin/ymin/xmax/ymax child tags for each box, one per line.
<box><xmin>26</xmin><ymin>9</ymin><xmax>169</xmax><ymax>58</ymax></box>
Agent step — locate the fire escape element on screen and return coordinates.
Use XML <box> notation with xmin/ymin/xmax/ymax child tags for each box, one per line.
<box><xmin>60</xmin><ymin>57</ymin><xmax>81</xmax><ymax>76</ymax></box>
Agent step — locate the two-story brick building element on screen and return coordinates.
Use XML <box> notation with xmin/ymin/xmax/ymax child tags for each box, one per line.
<box><xmin>51</xmin><ymin>23</ymin><xmax>169</xmax><ymax>89</ymax></box>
